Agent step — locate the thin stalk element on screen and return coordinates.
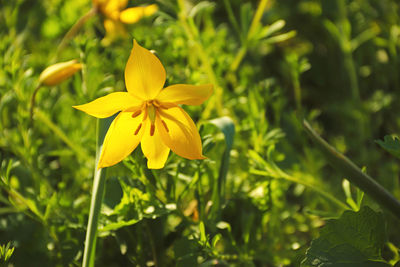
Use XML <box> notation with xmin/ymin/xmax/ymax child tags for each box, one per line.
<box><xmin>145</xmin><ymin>222</ymin><xmax>159</xmax><ymax>267</ymax></box>
<box><xmin>336</xmin><ymin>0</ymin><xmax>359</xmax><ymax>101</ymax></box>
<box><xmin>29</xmin><ymin>84</ymin><xmax>42</xmax><ymax>126</ymax></box>
<box><xmin>223</xmin><ymin>0</ymin><xmax>242</xmax><ymax>40</ymax></box>
<box><xmin>303</xmin><ymin>119</ymin><xmax>400</xmax><ymax>219</ymax></box>
<box><xmin>55</xmin><ymin>7</ymin><xmax>97</xmax><ymax>61</ymax></box>
<box><xmin>176</xmin><ymin>0</ymin><xmax>223</xmax><ymax>118</ymax></box>
<box><xmin>250</xmin><ymin>169</ymin><xmax>348</xmax><ymax>209</ymax></box>
<box><xmin>342</xmin><ymin>47</ymin><xmax>360</xmax><ymax>101</ymax></box>
<box><xmin>82</xmin><ymin>119</ymin><xmax>109</xmax><ymax>267</ymax></box>
<box><xmin>229</xmin><ymin>0</ymin><xmax>269</xmax><ymax>72</ymax></box>
<box><xmin>247</xmin><ymin>0</ymin><xmax>269</xmax><ymax>40</ymax></box>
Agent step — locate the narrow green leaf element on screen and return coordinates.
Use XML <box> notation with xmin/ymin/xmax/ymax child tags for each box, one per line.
<box><xmin>199</xmin><ymin>221</ymin><xmax>207</xmax><ymax>244</ymax></box>
<box><xmin>207</xmin><ymin>116</ymin><xmax>235</xmax><ymax>218</ymax></box>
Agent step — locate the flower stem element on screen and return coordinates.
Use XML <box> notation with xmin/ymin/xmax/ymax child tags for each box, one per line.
<box><xmin>82</xmin><ymin>118</ymin><xmax>109</xmax><ymax>267</ymax></box>
<box><xmin>303</xmin><ymin>119</ymin><xmax>400</xmax><ymax>219</ymax></box>
<box><xmin>55</xmin><ymin>7</ymin><xmax>97</xmax><ymax>61</ymax></box>
<box><xmin>29</xmin><ymin>83</ymin><xmax>42</xmax><ymax>126</ymax></box>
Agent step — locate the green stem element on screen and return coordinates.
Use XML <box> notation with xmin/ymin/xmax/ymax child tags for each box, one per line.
<box><xmin>229</xmin><ymin>0</ymin><xmax>269</xmax><ymax>73</ymax></box>
<box><xmin>82</xmin><ymin>118</ymin><xmax>109</xmax><ymax>267</ymax></box>
<box><xmin>250</xmin><ymin>169</ymin><xmax>348</xmax><ymax>209</ymax></box>
<box><xmin>54</xmin><ymin>8</ymin><xmax>97</xmax><ymax>61</ymax></box>
<box><xmin>29</xmin><ymin>84</ymin><xmax>42</xmax><ymax>126</ymax></box>
<box><xmin>222</xmin><ymin>0</ymin><xmax>242</xmax><ymax>39</ymax></box>
<box><xmin>336</xmin><ymin>0</ymin><xmax>359</xmax><ymax>101</ymax></box>
<box><xmin>343</xmin><ymin>48</ymin><xmax>360</xmax><ymax>101</ymax></box>
<box><xmin>303</xmin><ymin>119</ymin><xmax>400</xmax><ymax>219</ymax></box>
<box><xmin>176</xmin><ymin>0</ymin><xmax>223</xmax><ymax>118</ymax></box>
<box><xmin>248</xmin><ymin>0</ymin><xmax>269</xmax><ymax>39</ymax></box>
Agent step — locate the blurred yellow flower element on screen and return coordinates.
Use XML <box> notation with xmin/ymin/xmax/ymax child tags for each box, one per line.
<box><xmin>93</xmin><ymin>0</ymin><xmax>158</xmax><ymax>44</ymax></box>
<box><xmin>73</xmin><ymin>40</ymin><xmax>213</xmax><ymax>169</ymax></box>
<box><xmin>39</xmin><ymin>60</ymin><xmax>82</xmax><ymax>86</ymax></box>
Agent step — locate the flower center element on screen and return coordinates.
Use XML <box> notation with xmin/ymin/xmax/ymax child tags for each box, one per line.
<box><xmin>132</xmin><ymin>100</ymin><xmax>169</xmax><ymax>137</ymax></box>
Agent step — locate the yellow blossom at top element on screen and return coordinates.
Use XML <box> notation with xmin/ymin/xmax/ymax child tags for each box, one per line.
<box><xmin>92</xmin><ymin>0</ymin><xmax>158</xmax><ymax>44</ymax></box>
<box><xmin>73</xmin><ymin>40</ymin><xmax>213</xmax><ymax>169</ymax></box>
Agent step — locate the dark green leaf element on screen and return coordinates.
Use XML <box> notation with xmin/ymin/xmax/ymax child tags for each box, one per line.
<box><xmin>302</xmin><ymin>206</ymin><xmax>390</xmax><ymax>267</ymax></box>
<box><xmin>375</xmin><ymin>135</ymin><xmax>400</xmax><ymax>159</ymax></box>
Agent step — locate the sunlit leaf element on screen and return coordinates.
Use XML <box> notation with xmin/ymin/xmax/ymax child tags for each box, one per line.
<box><xmin>302</xmin><ymin>206</ymin><xmax>390</xmax><ymax>266</ymax></box>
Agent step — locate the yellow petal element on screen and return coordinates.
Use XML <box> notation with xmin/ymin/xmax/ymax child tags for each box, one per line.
<box><xmin>156</xmin><ymin>84</ymin><xmax>213</xmax><ymax>106</ymax></box>
<box><xmin>157</xmin><ymin>107</ymin><xmax>205</xmax><ymax>160</ymax></box>
<box><xmin>125</xmin><ymin>40</ymin><xmax>166</xmax><ymax>100</ymax></box>
<box><xmin>99</xmin><ymin>0</ymin><xmax>127</xmax><ymax>19</ymax></box>
<box><xmin>98</xmin><ymin>111</ymin><xmax>146</xmax><ymax>168</ymax></box>
<box><xmin>39</xmin><ymin>60</ymin><xmax>82</xmax><ymax>86</ymax></box>
<box><xmin>141</xmin><ymin>122</ymin><xmax>170</xmax><ymax>169</ymax></box>
<box><xmin>143</xmin><ymin>4</ymin><xmax>158</xmax><ymax>16</ymax></box>
<box><xmin>119</xmin><ymin>4</ymin><xmax>158</xmax><ymax>24</ymax></box>
<box><xmin>73</xmin><ymin>92</ymin><xmax>142</xmax><ymax>118</ymax></box>
<box><xmin>102</xmin><ymin>19</ymin><xmax>127</xmax><ymax>46</ymax></box>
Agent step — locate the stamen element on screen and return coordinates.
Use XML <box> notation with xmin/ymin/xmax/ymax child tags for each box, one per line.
<box><xmin>150</xmin><ymin>124</ymin><xmax>155</xmax><ymax>136</ymax></box>
<box><xmin>161</xmin><ymin>120</ymin><xmax>169</xmax><ymax>132</ymax></box>
<box><xmin>159</xmin><ymin>102</ymin><xmax>176</xmax><ymax>109</ymax></box>
<box><xmin>131</xmin><ymin>110</ymin><xmax>142</xmax><ymax>118</ymax></box>
<box><xmin>153</xmin><ymin>100</ymin><xmax>160</xmax><ymax>107</ymax></box>
<box><xmin>134</xmin><ymin>123</ymin><xmax>142</xmax><ymax>135</ymax></box>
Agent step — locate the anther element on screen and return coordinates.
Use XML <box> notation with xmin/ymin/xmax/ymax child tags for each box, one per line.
<box><xmin>131</xmin><ymin>110</ymin><xmax>142</xmax><ymax>118</ymax></box>
<box><xmin>134</xmin><ymin>123</ymin><xmax>142</xmax><ymax>135</ymax></box>
<box><xmin>150</xmin><ymin>124</ymin><xmax>155</xmax><ymax>136</ymax></box>
<box><xmin>153</xmin><ymin>100</ymin><xmax>160</xmax><ymax>107</ymax></box>
<box><xmin>161</xmin><ymin>120</ymin><xmax>169</xmax><ymax>132</ymax></box>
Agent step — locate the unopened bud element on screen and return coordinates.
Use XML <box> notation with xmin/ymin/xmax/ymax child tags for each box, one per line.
<box><xmin>39</xmin><ymin>60</ymin><xmax>82</xmax><ymax>86</ymax></box>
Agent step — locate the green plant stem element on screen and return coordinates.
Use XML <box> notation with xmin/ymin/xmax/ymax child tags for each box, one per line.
<box><xmin>54</xmin><ymin>7</ymin><xmax>97</xmax><ymax>61</ymax></box>
<box><xmin>222</xmin><ymin>0</ymin><xmax>242</xmax><ymax>39</ymax></box>
<box><xmin>82</xmin><ymin>119</ymin><xmax>109</xmax><ymax>267</ymax></box>
<box><xmin>303</xmin><ymin>119</ymin><xmax>400</xmax><ymax>219</ymax></box>
<box><xmin>248</xmin><ymin>0</ymin><xmax>269</xmax><ymax>39</ymax></box>
<box><xmin>336</xmin><ymin>0</ymin><xmax>359</xmax><ymax>101</ymax></box>
<box><xmin>342</xmin><ymin>48</ymin><xmax>359</xmax><ymax>101</ymax></box>
<box><xmin>229</xmin><ymin>0</ymin><xmax>269</xmax><ymax>72</ymax></box>
<box><xmin>176</xmin><ymin>0</ymin><xmax>223</xmax><ymax>118</ymax></box>
<box><xmin>250</xmin><ymin>168</ymin><xmax>348</xmax><ymax>209</ymax></box>
<box><xmin>29</xmin><ymin>83</ymin><xmax>42</xmax><ymax>126</ymax></box>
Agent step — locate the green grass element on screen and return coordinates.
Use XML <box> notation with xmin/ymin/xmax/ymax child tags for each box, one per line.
<box><xmin>1</xmin><ymin>0</ymin><xmax>400</xmax><ymax>266</ymax></box>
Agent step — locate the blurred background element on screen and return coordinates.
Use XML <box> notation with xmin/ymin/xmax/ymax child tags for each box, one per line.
<box><xmin>0</xmin><ymin>0</ymin><xmax>400</xmax><ymax>266</ymax></box>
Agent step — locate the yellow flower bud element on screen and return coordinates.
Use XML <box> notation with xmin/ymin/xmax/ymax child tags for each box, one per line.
<box><xmin>39</xmin><ymin>60</ymin><xmax>82</xmax><ymax>86</ymax></box>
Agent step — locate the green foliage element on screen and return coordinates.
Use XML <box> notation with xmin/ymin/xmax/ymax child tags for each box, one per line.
<box><xmin>302</xmin><ymin>206</ymin><xmax>390</xmax><ymax>266</ymax></box>
<box><xmin>1</xmin><ymin>0</ymin><xmax>400</xmax><ymax>265</ymax></box>
<box><xmin>0</xmin><ymin>242</ymin><xmax>14</xmax><ymax>262</ymax></box>
<box><xmin>376</xmin><ymin>135</ymin><xmax>400</xmax><ymax>160</ymax></box>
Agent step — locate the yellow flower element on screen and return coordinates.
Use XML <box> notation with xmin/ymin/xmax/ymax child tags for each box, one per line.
<box><xmin>73</xmin><ymin>40</ymin><xmax>213</xmax><ymax>169</ymax></box>
<box><xmin>39</xmin><ymin>60</ymin><xmax>82</xmax><ymax>86</ymax></box>
<box><xmin>92</xmin><ymin>0</ymin><xmax>158</xmax><ymax>44</ymax></box>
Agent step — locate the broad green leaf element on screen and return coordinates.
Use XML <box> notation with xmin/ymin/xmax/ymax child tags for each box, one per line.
<box><xmin>302</xmin><ymin>206</ymin><xmax>390</xmax><ymax>267</ymax></box>
<box><xmin>375</xmin><ymin>135</ymin><xmax>400</xmax><ymax>159</ymax></box>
